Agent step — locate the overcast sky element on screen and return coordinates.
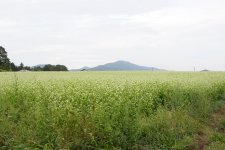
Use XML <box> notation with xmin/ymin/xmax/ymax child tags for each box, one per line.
<box><xmin>0</xmin><ymin>0</ymin><xmax>224</xmax><ymax>70</ymax></box>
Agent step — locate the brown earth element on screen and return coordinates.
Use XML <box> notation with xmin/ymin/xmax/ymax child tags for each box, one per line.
<box><xmin>196</xmin><ymin>105</ymin><xmax>225</xmax><ymax>150</ymax></box>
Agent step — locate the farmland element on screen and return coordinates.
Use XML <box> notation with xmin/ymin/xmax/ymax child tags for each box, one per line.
<box><xmin>0</xmin><ymin>72</ymin><xmax>225</xmax><ymax>149</ymax></box>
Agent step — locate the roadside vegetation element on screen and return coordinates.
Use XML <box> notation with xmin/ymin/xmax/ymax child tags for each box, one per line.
<box><xmin>0</xmin><ymin>72</ymin><xmax>225</xmax><ymax>149</ymax></box>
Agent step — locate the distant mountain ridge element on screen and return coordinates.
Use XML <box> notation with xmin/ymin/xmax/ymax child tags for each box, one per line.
<box><xmin>70</xmin><ymin>60</ymin><xmax>163</xmax><ymax>71</ymax></box>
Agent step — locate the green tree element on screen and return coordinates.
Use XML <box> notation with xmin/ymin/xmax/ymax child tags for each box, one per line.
<box><xmin>0</xmin><ymin>46</ymin><xmax>11</xmax><ymax>70</ymax></box>
<box><xmin>19</xmin><ymin>62</ymin><xmax>24</xmax><ymax>70</ymax></box>
<box><xmin>55</xmin><ymin>65</ymin><xmax>68</xmax><ymax>71</ymax></box>
<box><xmin>10</xmin><ymin>62</ymin><xmax>18</xmax><ymax>71</ymax></box>
<box><xmin>23</xmin><ymin>66</ymin><xmax>31</xmax><ymax>71</ymax></box>
<box><xmin>42</xmin><ymin>64</ymin><xmax>68</xmax><ymax>71</ymax></box>
<box><xmin>43</xmin><ymin>64</ymin><xmax>53</xmax><ymax>71</ymax></box>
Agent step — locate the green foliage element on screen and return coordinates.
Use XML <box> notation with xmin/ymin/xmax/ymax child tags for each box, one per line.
<box><xmin>42</xmin><ymin>64</ymin><xmax>68</xmax><ymax>71</ymax></box>
<box><xmin>0</xmin><ymin>46</ymin><xmax>11</xmax><ymax>71</ymax></box>
<box><xmin>219</xmin><ymin>116</ymin><xmax>225</xmax><ymax>131</ymax></box>
<box><xmin>33</xmin><ymin>64</ymin><xmax>68</xmax><ymax>71</ymax></box>
<box><xmin>209</xmin><ymin>133</ymin><xmax>225</xmax><ymax>143</ymax></box>
<box><xmin>0</xmin><ymin>72</ymin><xmax>225</xmax><ymax>149</ymax></box>
<box><xmin>10</xmin><ymin>63</ymin><xmax>18</xmax><ymax>71</ymax></box>
<box><xmin>206</xmin><ymin>142</ymin><xmax>225</xmax><ymax>150</ymax></box>
<box><xmin>172</xmin><ymin>136</ymin><xmax>196</xmax><ymax>150</ymax></box>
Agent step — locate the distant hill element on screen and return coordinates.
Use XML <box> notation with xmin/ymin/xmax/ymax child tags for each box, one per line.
<box><xmin>70</xmin><ymin>60</ymin><xmax>163</xmax><ymax>71</ymax></box>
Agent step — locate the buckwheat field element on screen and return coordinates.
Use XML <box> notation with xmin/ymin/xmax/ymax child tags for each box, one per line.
<box><xmin>1</xmin><ymin>72</ymin><xmax>225</xmax><ymax>149</ymax></box>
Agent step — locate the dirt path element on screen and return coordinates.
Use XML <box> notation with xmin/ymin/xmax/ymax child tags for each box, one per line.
<box><xmin>211</xmin><ymin>105</ymin><xmax>225</xmax><ymax>131</ymax></box>
<box><xmin>196</xmin><ymin>105</ymin><xmax>225</xmax><ymax>150</ymax></box>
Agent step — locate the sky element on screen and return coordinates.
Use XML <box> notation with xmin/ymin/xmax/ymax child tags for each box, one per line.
<box><xmin>0</xmin><ymin>0</ymin><xmax>225</xmax><ymax>71</ymax></box>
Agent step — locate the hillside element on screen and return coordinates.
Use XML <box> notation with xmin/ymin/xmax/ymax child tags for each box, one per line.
<box><xmin>71</xmin><ymin>60</ymin><xmax>162</xmax><ymax>71</ymax></box>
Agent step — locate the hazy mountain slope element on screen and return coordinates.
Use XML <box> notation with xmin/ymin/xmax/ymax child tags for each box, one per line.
<box><xmin>70</xmin><ymin>60</ymin><xmax>162</xmax><ymax>71</ymax></box>
<box><xmin>89</xmin><ymin>60</ymin><xmax>161</xmax><ymax>71</ymax></box>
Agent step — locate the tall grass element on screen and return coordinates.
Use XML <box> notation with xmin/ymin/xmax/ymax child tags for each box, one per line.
<box><xmin>0</xmin><ymin>72</ymin><xmax>225</xmax><ymax>149</ymax></box>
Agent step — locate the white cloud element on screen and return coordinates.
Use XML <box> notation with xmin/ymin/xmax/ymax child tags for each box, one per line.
<box><xmin>0</xmin><ymin>0</ymin><xmax>224</xmax><ymax>70</ymax></box>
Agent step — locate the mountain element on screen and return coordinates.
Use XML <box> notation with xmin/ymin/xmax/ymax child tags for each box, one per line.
<box><xmin>70</xmin><ymin>60</ymin><xmax>162</xmax><ymax>71</ymax></box>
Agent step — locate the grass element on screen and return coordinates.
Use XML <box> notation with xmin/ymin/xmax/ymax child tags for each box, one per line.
<box><xmin>0</xmin><ymin>71</ymin><xmax>225</xmax><ymax>149</ymax></box>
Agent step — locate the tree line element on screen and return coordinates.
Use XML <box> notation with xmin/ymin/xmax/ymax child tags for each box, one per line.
<box><xmin>0</xmin><ymin>46</ymin><xmax>68</xmax><ymax>71</ymax></box>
